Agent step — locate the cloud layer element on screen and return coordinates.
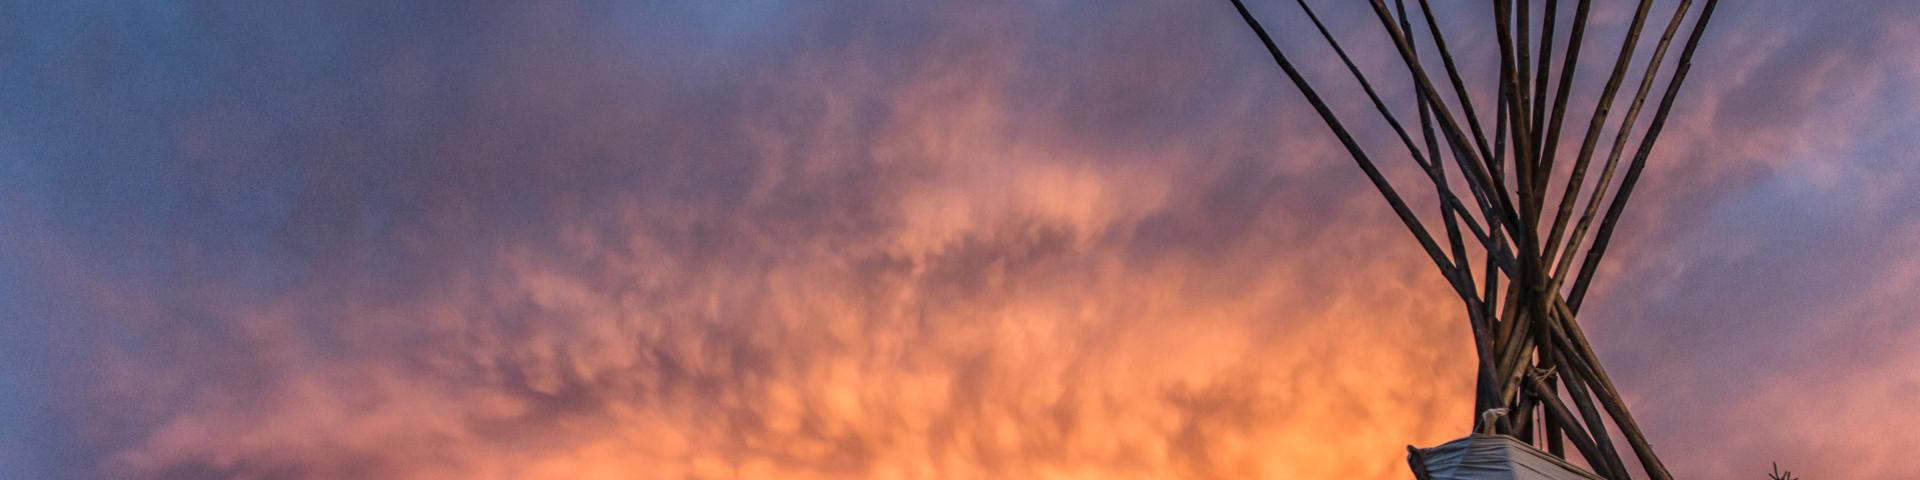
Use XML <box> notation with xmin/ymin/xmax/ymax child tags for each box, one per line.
<box><xmin>2</xmin><ymin>1</ymin><xmax>1916</xmax><ymax>479</ymax></box>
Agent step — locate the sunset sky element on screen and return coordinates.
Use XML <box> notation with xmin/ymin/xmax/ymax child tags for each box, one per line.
<box><xmin>2</xmin><ymin>1</ymin><xmax>1917</xmax><ymax>479</ymax></box>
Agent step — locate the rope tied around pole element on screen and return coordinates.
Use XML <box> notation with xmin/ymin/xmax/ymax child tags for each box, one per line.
<box><xmin>1479</xmin><ymin>407</ymin><xmax>1512</xmax><ymax>434</ymax></box>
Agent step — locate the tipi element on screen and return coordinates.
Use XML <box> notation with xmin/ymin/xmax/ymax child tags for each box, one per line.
<box><xmin>1229</xmin><ymin>1</ymin><xmax>1719</xmax><ymax>479</ymax></box>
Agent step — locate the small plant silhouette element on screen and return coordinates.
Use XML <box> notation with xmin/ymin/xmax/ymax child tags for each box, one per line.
<box><xmin>1768</xmin><ymin>462</ymin><xmax>1798</xmax><ymax>480</ymax></box>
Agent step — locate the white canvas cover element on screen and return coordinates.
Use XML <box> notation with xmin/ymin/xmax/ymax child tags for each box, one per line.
<box><xmin>1414</xmin><ymin>434</ymin><xmax>1603</xmax><ymax>480</ymax></box>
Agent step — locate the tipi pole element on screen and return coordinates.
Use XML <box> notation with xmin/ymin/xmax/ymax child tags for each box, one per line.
<box><xmin>1224</xmin><ymin>1</ymin><xmax>1722</xmax><ymax>477</ymax></box>
<box><xmin>1546</xmin><ymin>0</ymin><xmax>1694</xmax><ymax>295</ymax></box>
<box><xmin>1528</xmin><ymin>374</ymin><xmax>1616</xmax><ymax>480</ymax></box>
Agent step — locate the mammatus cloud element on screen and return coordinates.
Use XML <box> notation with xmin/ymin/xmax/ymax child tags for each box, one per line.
<box><xmin>1</xmin><ymin>1</ymin><xmax>1916</xmax><ymax>479</ymax></box>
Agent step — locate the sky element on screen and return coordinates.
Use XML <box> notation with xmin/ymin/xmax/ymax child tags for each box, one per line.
<box><xmin>0</xmin><ymin>1</ymin><xmax>1916</xmax><ymax>479</ymax></box>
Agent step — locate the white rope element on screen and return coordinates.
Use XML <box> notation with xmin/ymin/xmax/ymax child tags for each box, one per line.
<box><xmin>1479</xmin><ymin>407</ymin><xmax>1511</xmax><ymax>434</ymax></box>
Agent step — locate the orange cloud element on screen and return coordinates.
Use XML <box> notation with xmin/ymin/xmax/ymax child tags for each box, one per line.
<box><xmin>3</xmin><ymin>2</ymin><xmax>1918</xmax><ymax>479</ymax></box>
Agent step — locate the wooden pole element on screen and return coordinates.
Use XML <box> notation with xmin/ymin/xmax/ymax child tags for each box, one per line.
<box><xmin>1495</xmin><ymin>0</ymin><xmax>1539</xmax><ymax>224</ymax></box>
<box><xmin>1529</xmin><ymin>0</ymin><xmax>1559</xmax><ymax>188</ymax></box>
<box><xmin>1379</xmin><ymin>0</ymin><xmax>1526</xmax><ymax>241</ymax></box>
<box><xmin>1285</xmin><ymin>0</ymin><xmax>1506</xmax><ymax>416</ymax></box>
<box><xmin>1541</xmin><ymin>0</ymin><xmax>1657</xmax><ymax>262</ymax></box>
<box><xmin>1536</xmin><ymin>0</ymin><xmax>1594</xmax><ymax>184</ymax></box>
<box><xmin>1550</xmin><ymin>343</ymin><xmax>1631</xmax><ymax>480</ymax></box>
<box><xmin>1227</xmin><ymin>0</ymin><xmax>1460</xmax><ymax>282</ymax></box>
<box><xmin>1547</xmin><ymin>0</ymin><xmax>1694</xmax><ymax>294</ymax></box>
<box><xmin>1569</xmin><ymin>0</ymin><xmax>1720</xmax><ymax>314</ymax></box>
<box><xmin>1411</xmin><ymin>0</ymin><xmax>1500</xmax><ymax>170</ymax></box>
<box><xmin>1528</xmin><ymin>374</ymin><xmax>1615</xmax><ymax>480</ymax></box>
<box><xmin>1552</xmin><ymin>297</ymin><xmax>1670</xmax><ymax>480</ymax></box>
<box><xmin>1290</xmin><ymin>0</ymin><xmax>1496</xmax><ymax>254</ymax></box>
<box><xmin>1545</xmin><ymin>375</ymin><xmax>1567</xmax><ymax>458</ymax></box>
